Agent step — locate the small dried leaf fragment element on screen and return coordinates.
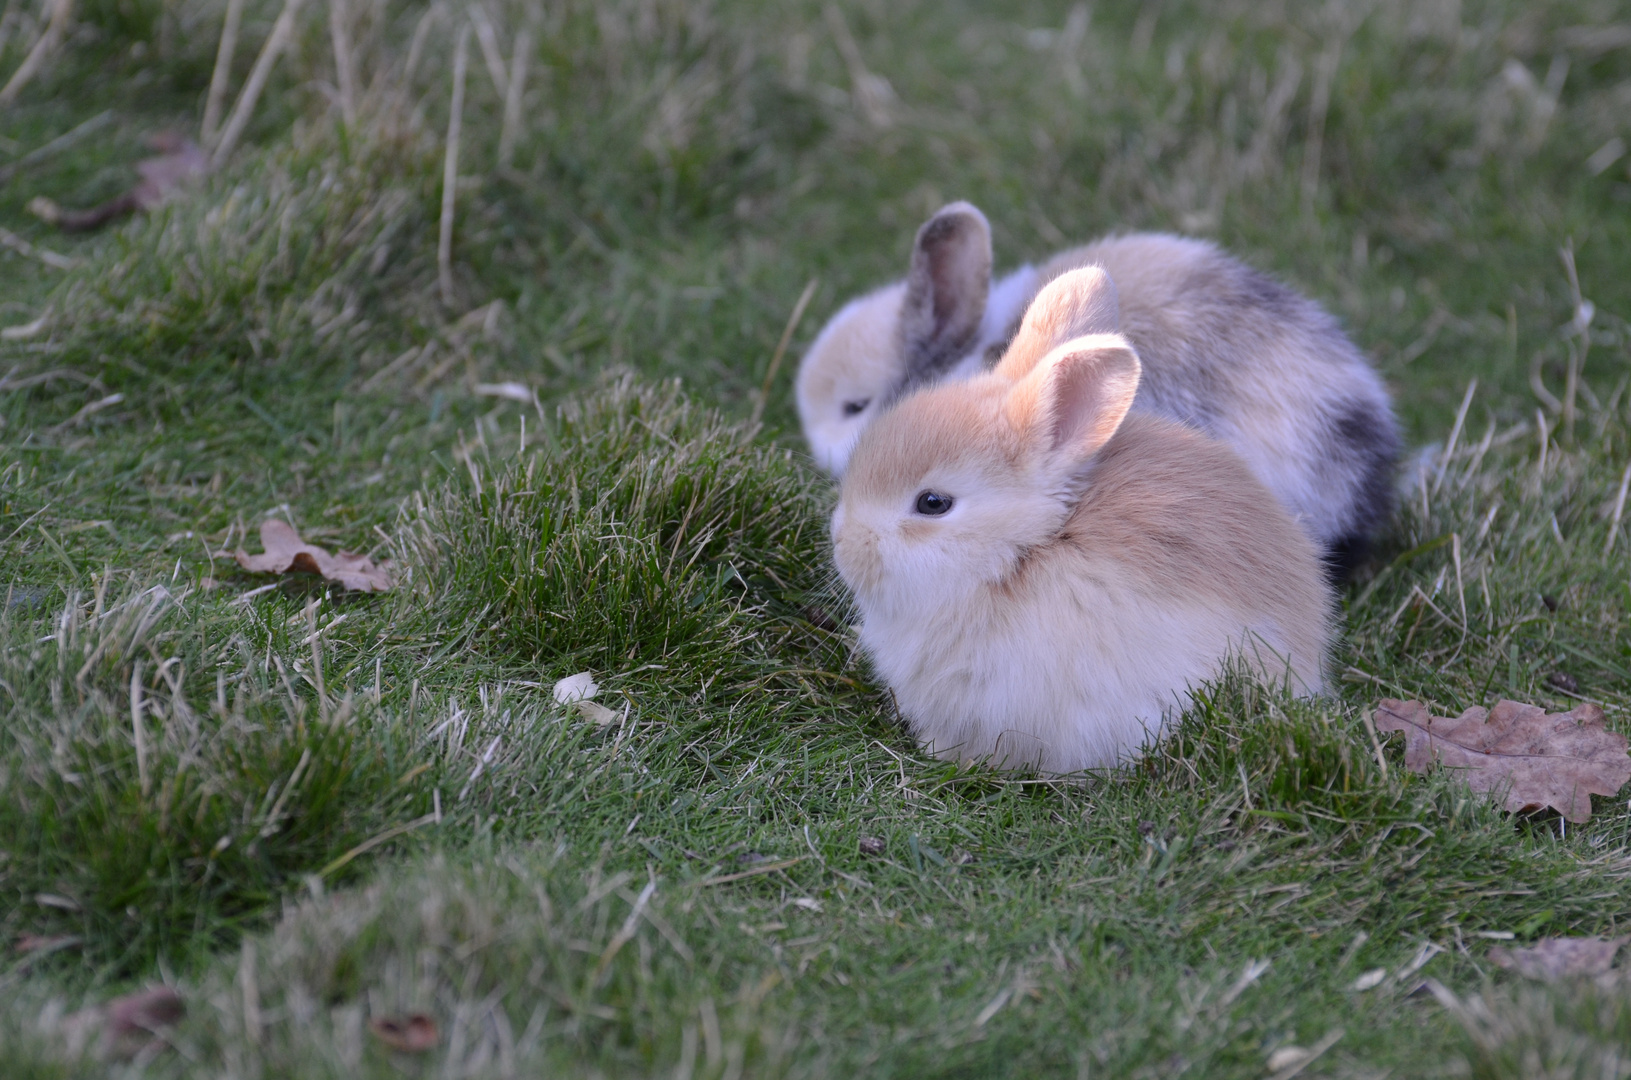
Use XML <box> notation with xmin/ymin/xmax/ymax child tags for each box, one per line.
<box><xmin>1373</xmin><ymin>698</ymin><xmax>1631</xmax><ymax>823</ymax></box>
<box><xmin>575</xmin><ymin>699</ymin><xmax>621</xmax><ymax>726</ymax></box>
<box><xmin>369</xmin><ymin>1013</ymin><xmax>439</xmax><ymax>1053</ymax></box>
<box><xmin>229</xmin><ymin>519</ymin><xmax>394</xmax><ymax>593</ymax></box>
<box><xmin>15</xmin><ymin>933</ymin><xmax>80</xmax><ymax>955</ymax></box>
<box><xmin>553</xmin><ymin>671</ymin><xmax>598</xmax><ymax>704</ymax></box>
<box><xmin>1489</xmin><ymin>936</ymin><xmax>1628</xmax><ymax>982</ymax></box>
<box><xmin>28</xmin><ymin>132</ymin><xmax>209</xmax><ymax>232</ymax></box>
<box><xmin>1267</xmin><ymin>1046</ymin><xmax>1311</xmax><ymax>1072</ymax></box>
<box><xmin>61</xmin><ymin>985</ymin><xmax>186</xmax><ymax>1061</ymax></box>
<box><xmin>1351</xmin><ymin>968</ymin><xmax>1387</xmax><ymax>991</ymax></box>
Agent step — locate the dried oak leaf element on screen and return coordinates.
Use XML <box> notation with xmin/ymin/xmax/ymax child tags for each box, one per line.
<box><xmin>369</xmin><ymin>1013</ymin><xmax>439</xmax><ymax>1053</ymax></box>
<box><xmin>1374</xmin><ymin>698</ymin><xmax>1631</xmax><ymax>823</ymax></box>
<box><xmin>229</xmin><ymin>519</ymin><xmax>394</xmax><ymax>593</ymax></box>
<box><xmin>1489</xmin><ymin>936</ymin><xmax>1628</xmax><ymax>982</ymax></box>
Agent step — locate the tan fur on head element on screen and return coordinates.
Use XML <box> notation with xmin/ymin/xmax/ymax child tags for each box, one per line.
<box><xmin>833</xmin><ymin>327</ymin><xmax>1332</xmax><ymax>774</ymax></box>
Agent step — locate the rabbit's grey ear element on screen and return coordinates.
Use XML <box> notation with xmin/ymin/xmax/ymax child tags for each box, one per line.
<box><xmin>896</xmin><ymin>202</ymin><xmax>992</xmax><ymax>389</ymax></box>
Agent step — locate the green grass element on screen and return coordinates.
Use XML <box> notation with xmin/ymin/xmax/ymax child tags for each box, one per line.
<box><xmin>4</xmin><ymin>0</ymin><xmax>1631</xmax><ymax>1075</ymax></box>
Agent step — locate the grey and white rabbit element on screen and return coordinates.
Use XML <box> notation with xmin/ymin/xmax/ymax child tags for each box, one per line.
<box><xmin>831</xmin><ymin>267</ymin><xmax>1334</xmax><ymax>774</ymax></box>
<box><xmin>797</xmin><ymin>202</ymin><xmax>1399</xmax><ymax>574</ymax></box>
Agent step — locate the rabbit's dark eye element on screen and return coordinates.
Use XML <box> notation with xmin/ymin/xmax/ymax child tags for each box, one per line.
<box><xmin>914</xmin><ymin>491</ymin><xmax>954</xmax><ymax>516</ymax></box>
<box><xmin>842</xmin><ymin>399</ymin><xmax>871</xmax><ymax>417</ymax></box>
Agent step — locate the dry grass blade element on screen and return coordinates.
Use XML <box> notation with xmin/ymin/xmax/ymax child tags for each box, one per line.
<box><xmin>318</xmin><ymin>813</ymin><xmax>437</xmax><ymax>878</ymax></box>
<box><xmin>1432</xmin><ymin>378</ymin><xmax>1477</xmax><ymax>495</ymax></box>
<box><xmin>211</xmin><ymin>0</ymin><xmax>309</xmax><ymax>168</ymax></box>
<box><xmin>0</xmin><ymin>225</ymin><xmax>75</xmax><ymax>269</ymax></box>
<box><xmin>1299</xmin><ymin>35</ymin><xmax>1342</xmax><ymax>215</ymax></box>
<box><xmin>200</xmin><ymin>0</ymin><xmax>245</xmax><ymax>146</ymax></box>
<box><xmin>1266</xmin><ymin>1028</ymin><xmax>1344</xmax><ymax>1080</ymax></box>
<box><xmin>1558</xmin><ymin>239</ymin><xmax>1590</xmax><ymax>439</ymax></box>
<box><xmin>1604</xmin><ymin>459</ymin><xmax>1631</xmax><ymax>556</ymax></box>
<box><xmin>0</xmin><ymin>0</ymin><xmax>74</xmax><ymax>108</ymax></box>
<box><xmin>439</xmin><ymin>21</ymin><xmax>470</xmax><ymax>309</ymax></box>
<box><xmin>328</xmin><ymin>0</ymin><xmax>358</xmax><ymax>128</ymax></box>
<box><xmin>469</xmin><ymin>2</ymin><xmax>508</xmax><ymax>100</ymax></box>
<box><xmin>400</xmin><ymin>0</ymin><xmax>444</xmax><ymax>91</ymax></box>
<box><xmin>691</xmin><ymin>857</ymin><xmax>804</xmax><ymax>887</ymax></box>
<box><xmin>592</xmin><ymin>878</ymin><xmax>657</xmax><ymax>984</ymax></box>
<box><xmin>129</xmin><ymin>659</ymin><xmax>149</xmax><ymax>798</ymax></box>
<box><xmin>497</xmin><ymin>19</ymin><xmax>533</xmax><ymax>170</ymax></box>
<box><xmin>823</xmin><ymin>4</ymin><xmax>893</xmax><ymax>128</ymax></box>
<box><xmin>751</xmin><ymin>277</ymin><xmax>818</xmax><ymax>425</ymax></box>
<box><xmin>0</xmin><ymin>109</ymin><xmax>112</xmax><ymax>184</ymax></box>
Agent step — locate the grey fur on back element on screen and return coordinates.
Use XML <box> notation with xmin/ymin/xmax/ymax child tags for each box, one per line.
<box><xmin>1034</xmin><ymin>237</ymin><xmax>1399</xmax><ymax>562</ymax></box>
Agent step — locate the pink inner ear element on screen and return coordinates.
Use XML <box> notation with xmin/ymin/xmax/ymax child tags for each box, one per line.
<box><xmin>1046</xmin><ymin>343</ymin><xmax>1140</xmax><ymax>457</ymax></box>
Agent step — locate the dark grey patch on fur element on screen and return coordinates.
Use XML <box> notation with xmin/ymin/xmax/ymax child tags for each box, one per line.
<box><xmin>894</xmin><ymin>204</ymin><xmax>992</xmax><ymax>399</ymax></box>
<box><xmin>1331</xmin><ymin>396</ymin><xmax>1399</xmax><ymax>527</ymax></box>
<box><xmin>1226</xmin><ymin>264</ymin><xmax>1304</xmax><ymax>322</ymax></box>
<box><xmin>1324</xmin><ymin>535</ymin><xmax>1372</xmax><ymax>583</ymax></box>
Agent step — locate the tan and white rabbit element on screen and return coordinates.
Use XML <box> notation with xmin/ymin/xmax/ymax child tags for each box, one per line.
<box><xmin>799</xmin><ymin>201</ymin><xmax>1399</xmax><ymax>575</ymax></box>
<box><xmin>831</xmin><ymin>268</ymin><xmax>1333</xmax><ymax>774</ymax></box>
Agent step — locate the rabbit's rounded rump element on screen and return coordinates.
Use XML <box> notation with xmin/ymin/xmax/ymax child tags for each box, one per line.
<box><xmin>833</xmin><ymin>270</ymin><xmax>1333</xmax><ymax>774</ymax></box>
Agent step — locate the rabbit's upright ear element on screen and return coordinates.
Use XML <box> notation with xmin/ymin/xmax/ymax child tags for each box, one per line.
<box><xmin>897</xmin><ymin>202</ymin><xmax>992</xmax><ymax>386</ymax></box>
<box><xmin>993</xmin><ymin>267</ymin><xmax>1121</xmax><ymax>380</ymax></box>
<box><xmin>1007</xmin><ymin>334</ymin><xmax>1141</xmax><ymax>464</ymax></box>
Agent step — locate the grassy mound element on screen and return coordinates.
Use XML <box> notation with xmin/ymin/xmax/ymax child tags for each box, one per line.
<box><xmin>0</xmin><ymin>583</ymin><xmax>432</xmax><ymax>975</ymax></box>
<box><xmin>395</xmin><ymin>375</ymin><xmax>841</xmax><ymax>690</ymax></box>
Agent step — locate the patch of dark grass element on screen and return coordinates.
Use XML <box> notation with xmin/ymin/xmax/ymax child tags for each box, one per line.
<box><xmin>395</xmin><ymin>375</ymin><xmax>841</xmax><ymax>690</ymax></box>
<box><xmin>0</xmin><ymin>583</ymin><xmax>436</xmax><ymax>977</ymax></box>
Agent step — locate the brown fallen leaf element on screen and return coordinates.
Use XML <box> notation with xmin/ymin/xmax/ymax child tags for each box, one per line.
<box><xmin>575</xmin><ymin>699</ymin><xmax>621</xmax><ymax>726</ymax></box>
<box><xmin>228</xmin><ymin>519</ymin><xmax>394</xmax><ymax>593</ymax></box>
<box><xmin>369</xmin><ymin>1013</ymin><xmax>439</xmax><ymax>1053</ymax></box>
<box><xmin>1374</xmin><ymin>698</ymin><xmax>1631</xmax><ymax>823</ymax></box>
<box><xmin>27</xmin><ymin>131</ymin><xmax>209</xmax><ymax>232</ymax></box>
<box><xmin>62</xmin><ymin>984</ymin><xmax>186</xmax><ymax>1061</ymax></box>
<box><xmin>1489</xmin><ymin>936</ymin><xmax>1628</xmax><ymax>982</ymax></box>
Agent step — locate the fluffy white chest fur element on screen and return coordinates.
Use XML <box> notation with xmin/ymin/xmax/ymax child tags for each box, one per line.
<box><xmin>855</xmin><ymin>571</ymin><xmax>1307</xmax><ymax>775</ymax></box>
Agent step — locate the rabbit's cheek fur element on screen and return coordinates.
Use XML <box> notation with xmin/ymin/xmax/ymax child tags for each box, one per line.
<box><xmin>836</xmin><ymin>488</ymin><xmax>1064</xmax><ymax>623</ymax></box>
<box><xmin>798</xmin><ymin>284</ymin><xmax>908</xmax><ymax>476</ymax></box>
